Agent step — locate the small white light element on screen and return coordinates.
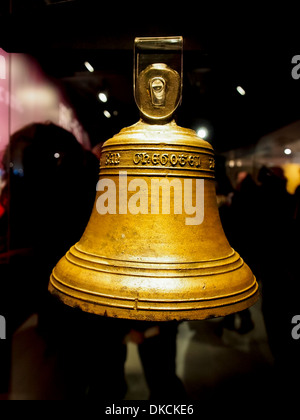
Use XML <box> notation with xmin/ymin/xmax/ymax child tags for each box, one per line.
<box><xmin>54</xmin><ymin>153</ymin><xmax>60</xmax><ymax>159</ymax></box>
<box><xmin>103</xmin><ymin>110</ymin><xmax>111</xmax><ymax>118</ymax></box>
<box><xmin>236</xmin><ymin>160</ymin><xmax>242</xmax><ymax>167</ymax></box>
<box><xmin>197</xmin><ymin>127</ymin><xmax>208</xmax><ymax>139</ymax></box>
<box><xmin>284</xmin><ymin>148</ymin><xmax>292</xmax><ymax>155</ymax></box>
<box><xmin>236</xmin><ymin>86</ymin><xmax>246</xmax><ymax>96</ymax></box>
<box><xmin>84</xmin><ymin>61</ymin><xmax>94</xmax><ymax>73</ymax></box>
<box><xmin>228</xmin><ymin>160</ymin><xmax>235</xmax><ymax>168</ymax></box>
<box><xmin>98</xmin><ymin>92</ymin><xmax>108</xmax><ymax>103</ymax></box>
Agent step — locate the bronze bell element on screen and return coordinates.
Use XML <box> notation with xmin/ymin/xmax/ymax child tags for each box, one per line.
<box><xmin>48</xmin><ymin>37</ymin><xmax>259</xmax><ymax>321</ymax></box>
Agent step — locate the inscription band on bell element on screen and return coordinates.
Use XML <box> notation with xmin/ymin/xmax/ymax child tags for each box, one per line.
<box><xmin>102</xmin><ymin>150</ymin><xmax>215</xmax><ymax>178</ymax></box>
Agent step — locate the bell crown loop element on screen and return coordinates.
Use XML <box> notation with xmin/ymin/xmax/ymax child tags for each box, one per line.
<box><xmin>134</xmin><ymin>36</ymin><xmax>183</xmax><ymax>123</ymax></box>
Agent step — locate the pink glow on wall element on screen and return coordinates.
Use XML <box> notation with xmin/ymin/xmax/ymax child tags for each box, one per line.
<box><xmin>0</xmin><ymin>49</ymin><xmax>91</xmax><ymax>161</ymax></box>
<box><xmin>0</xmin><ymin>49</ymin><xmax>9</xmax><ymax>167</ymax></box>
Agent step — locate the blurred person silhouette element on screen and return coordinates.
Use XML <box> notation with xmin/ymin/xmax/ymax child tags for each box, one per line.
<box><xmin>0</xmin><ymin>122</ymin><xmax>127</xmax><ymax>399</ymax></box>
<box><xmin>223</xmin><ymin>171</ymin><xmax>259</xmax><ymax>333</ymax></box>
<box><xmin>124</xmin><ymin>320</ymin><xmax>186</xmax><ymax>400</ymax></box>
<box><xmin>0</xmin><ymin>121</ymin><xmax>185</xmax><ymax>400</ymax></box>
<box><xmin>4</xmin><ymin>122</ymin><xmax>99</xmax><ymax>323</ymax></box>
<box><xmin>215</xmin><ymin>159</ymin><xmax>256</xmax><ymax>334</ymax></box>
<box><xmin>215</xmin><ymin>155</ymin><xmax>235</xmax><ymax>238</ymax></box>
<box><xmin>230</xmin><ymin>171</ymin><xmax>260</xmax><ymax>268</ymax></box>
<box><xmin>256</xmin><ymin>166</ymin><xmax>299</xmax><ymax>395</ymax></box>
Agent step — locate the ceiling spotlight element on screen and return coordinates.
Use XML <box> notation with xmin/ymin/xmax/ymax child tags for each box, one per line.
<box><xmin>284</xmin><ymin>148</ymin><xmax>292</xmax><ymax>155</ymax></box>
<box><xmin>236</xmin><ymin>86</ymin><xmax>246</xmax><ymax>96</ymax></box>
<box><xmin>197</xmin><ymin>127</ymin><xmax>208</xmax><ymax>139</ymax></box>
<box><xmin>84</xmin><ymin>61</ymin><xmax>94</xmax><ymax>73</ymax></box>
<box><xmin>103</xmin><ymin>110</ymin><xmax>111</xmax><ymax>118</ymax></box>
<box><xmin>98</xmin><ymin>92</ymin><xmax>108</xmax><ymax>103</ymax></box>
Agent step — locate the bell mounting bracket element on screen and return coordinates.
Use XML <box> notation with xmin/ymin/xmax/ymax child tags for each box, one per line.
<box><xmin>134</xmin><ymin>36</ymin><xmax>183</xmax><ymax>123</ymax></box>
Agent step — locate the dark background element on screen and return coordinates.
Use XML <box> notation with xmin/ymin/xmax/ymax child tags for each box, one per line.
<box><xmin>1</xmin><ymin>1</ymin><xmax>300</xmax><ymax>153</ymax></box>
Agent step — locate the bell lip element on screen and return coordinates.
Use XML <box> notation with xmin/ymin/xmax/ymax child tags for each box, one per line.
<box><xmin>48</xmin><ymin>282</ymin><xmax>259</xmax><ymax>321</ymax></box>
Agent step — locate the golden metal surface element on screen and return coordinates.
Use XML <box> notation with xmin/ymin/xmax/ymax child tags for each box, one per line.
<box><xmin>49</xmin><ymin>119</ymin><xmax>258</xmax><ymax>320</ymax></box>
<box><xmin>136</xmin><ymin>63</ymin><xmax>181</xmax><ymax>122</ymax></box>
<box><xmin>48</xmin><ymin>38</ymin><xmax>259</xmax><ymax>320</ymax></box>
